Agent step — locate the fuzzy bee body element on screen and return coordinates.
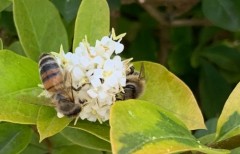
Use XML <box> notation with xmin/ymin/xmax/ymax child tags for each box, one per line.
<box><xmin>39</xmin><ymin>53</ymin><xmax>81</xmax><ymax>117</ymax></box>
<box><xmin>116</xmin><ymin>64</ymin><xmax>145</xmax><ymax>100</ymax></box>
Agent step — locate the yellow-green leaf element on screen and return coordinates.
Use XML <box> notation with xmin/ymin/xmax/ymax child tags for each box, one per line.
<box><xmin>216</xmin><ymin>82</ymin><xmax>240</xmax><ymax>141</ymax></box>
<box><xmin>134</xmin><ymin>61</ymin><xmax>205</xmax><ymax>130</ymax></box>
<box><xmin>73</xmin><ymin>0</ymin><xmax>109</xmax><ymax>48</ymax></box>
<box><xmin>110</xmin><ymin>100</ymin><xmax>229</xmax><ymax>154</ymax></box>
<box><xmin>0</xmin><ymin>50</ymin><xmax>40</xmax><ymax>96</ymax></box>
<box><xmin>37</xmin><ymin>106</ymin><xmax>72</xmax><ymax>142</ymax></box>
<box><xmin>0</xmin><ymin>88</ymin><xmax>45</xmax><ymax>124</ymax></box>
<box><xmin>0</xmin><ymin>50</ymin><xmax>44</xmax><ymax>124</ymax></box>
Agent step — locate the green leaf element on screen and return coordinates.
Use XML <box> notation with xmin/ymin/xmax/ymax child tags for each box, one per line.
<box><xmin>68</xmin><ymin>121</ymin><xmax>110</xmax><ymax>142</ymax></box>
<box><xmin>52</xmin><ymin>0</ymin><xmax>81</xmax><ymax>23</ymax></box>
<box><xmin>0</xmin><ymin>0</ymin><xmax>11</xmax><ymax>12</ymax></box>
<box><xmin>13</xmin><ymin>0</ymin><xmax>69</xmax><ymax>61</ymax></box>
<box><xmin>202</xmin><ymin>0</ymin><xmax>240</xmax><ymax>31</ymax></box>
<box><xmin>50</xmin><ymin>133</ymin><xmax>74</xmax><ymax>148</ymax></box>
<box><xmin>231</xmin><ymin>147</ymin><xmax>240</xmax><ymax>154</ymax></box>
<box><xmin>198</xmin><ymin>27</ymin><xmax>220</xmax><ymax>47</ymax></box>
<box><xmin>168</xmin><ymin>27</ymin><xmax>193</xmax><ymax>75</ymax></box>
<box><xmin>21</xmin><ymin>144</ymin><xmax>48</xmax><ymax>154</ymax></box>
<box><xmin>0</xmin><ymin>123</ymin><xmax>32</xmax><ymax>154</ymax></box>
<box><xmin>50</xmin><ymin>133</ymin><xmax>109</xmax><ymax>154</ymax></box>
<box><xmin>110</xmin><ymin>100</ymin><xmax>229</xmax><ymax>154</ymax></box>
<box><xmin>199</xmin><ymin>60</ymin><xmax>231</xmax><ymax>118</ymax></box>
<box><xmin>200</xmin><ymin>44</ymin><xmax>240</xmax><ymax>73</ymax></box>
<box><xmin>61</xmin><ymin>127</ymin><xmax>111</xmax><ymax>152</ymax></box>
<box><xmin>127</xmin><ymin>28</ymin><xmax>158</xmax><ymax>62</ymax></box>
<box><xmin>37</xmin><ymin>106</ymin><xmax>72</xmax><ymax>142</ymax></box>
<box><xmin>21</xmin><ymin>131</ymin><xmax>49</xmax><ymax>154</ymax></box>
<box><xmin>195</xmin><ymin>118</ymin><xmax>218</xmax><ymax>138</ymax></box>
<box><xmin>73</xmin><ymin>0</ymin><xmax>109</xmax><ymax>48</ymax></box>
<box><xmin>134</xmin><ymin>61</ymin><xmax>205</xmax><ymax>130</ymax></box>
<box><xmin>53</xmin><ymin>145</ymin><xmax>103</xmax><ymax>154</ymax></box>
<box><xmin>107</xmin><ymin>0</ymin><xmax>121</xmax><ymax>11</ymax></box>
<box><xmin>216</xmin><ymin>82</ymin><xmax>240</xmax><ymax>142</ymax></box>
<box><xmin>220</xmin><ymin>69</ymin><xmax>240</xmax><ymax>84</ymax></box>
<box><xmin>210</xmin><ymin>135</ymin><xmax>240</xmax><ymax>150</ymax></box>
<box><xmin>198</xmin><ymin>133</ymin><xmax>216</xmax><ymax>145</ymax></box>
<box><xmin>8</xmin><ymin>41</ymin><xmax>25</xmax><ymax>56</ymax></box>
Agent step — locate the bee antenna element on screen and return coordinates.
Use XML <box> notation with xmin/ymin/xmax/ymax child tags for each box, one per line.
<box><xmin>138</xmin><ymin>63</ymin><xmax>145</xmax><ymax>80</ymax></box>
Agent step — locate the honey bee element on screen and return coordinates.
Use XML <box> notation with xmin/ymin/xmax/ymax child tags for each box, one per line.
<box><xmin>39</xmin><ymin>53</ymin><xmax>82</xmax><ymax>117</ymax></box>
<box><xmin>116</xmin><ymin>64</ymin><xmax>145</xmax><ymax>100</ymax></box>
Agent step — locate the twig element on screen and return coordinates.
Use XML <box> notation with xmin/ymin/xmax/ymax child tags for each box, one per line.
<box><xmin>171</xmin><ymin>19</ymin><xmax>212</xmax><ymax>27</ymax></box>
<box><xmin>140</xmin><ymin>4</ymin><xmax>169</xmax><ymax>26</ymax></box>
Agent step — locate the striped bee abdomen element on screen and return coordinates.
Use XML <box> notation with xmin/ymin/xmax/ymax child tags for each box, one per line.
<box><xmin>39</xmin><ymin>53</ymin><xmax>64</xmax><ymax>92</ymax></box>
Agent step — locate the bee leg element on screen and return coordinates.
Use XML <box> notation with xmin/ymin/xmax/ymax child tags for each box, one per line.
<box><xmin>79</xmin><ymin>99</ymin><xmax>87</xmax><ymax>104</ymax></box>
<box><xmin>72</xmin><ymin>86</ymin><xmax>81</xmax><ymax>91</ymax></box>
<box><xmin>128</xmin><ymin>66</ymin><xmax>135</xmax><ymax>75</ymax></box>
<box><xmin>72</xmin><ymin>83</ymin><xmax>87</xmax><ymax>91</ymax></box>
<box><xmin>123</xmin><ymin>85</ymin><xmax>136</xmax><ymax>99</ymax></box>
<box><xmin>115</xmin><ymin>92</ymin><xmax>124</xmax><ymax>101</ymax></box>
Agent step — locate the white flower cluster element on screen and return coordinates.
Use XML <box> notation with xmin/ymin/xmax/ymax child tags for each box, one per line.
<box><xmin>51</xmin><ymin>29</ymin><xmax>132</xmax><ymax>123</ymax></box>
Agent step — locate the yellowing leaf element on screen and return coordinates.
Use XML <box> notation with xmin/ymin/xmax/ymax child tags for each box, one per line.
<box><xmin>134</xmin><ymin>61</ymin><xmax>205</xmax><ymax>130</ymax></box>
<box><xmin>216</xmin><ymin>82</ymin><xmax>240</xmax><ymax>141</ymax></box>
<box><xmin>110</xmin><ymin>100</ymin><xmax>229</xmax><ymax>154</ymax></box>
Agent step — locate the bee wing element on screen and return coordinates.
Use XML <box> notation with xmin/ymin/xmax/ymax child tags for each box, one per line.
<box><xmin>63</xmin><ymin>70</ymin><xmax>71</xmax><ymax>89</ymax></box>
<box><xmin>62</xmin><ymin>70</ymin><xmax>75</xmax><ymax>100</ymax></box>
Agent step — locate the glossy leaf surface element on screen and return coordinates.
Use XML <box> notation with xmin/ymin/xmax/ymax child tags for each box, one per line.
<box><xmin>73</xmin><ymin>0</ymin><xmax>109</xmax><ymax>48</ymax></box>
<box><xmin>69</xmin><ymin>121</ymin><xmax>110</xmax><ymax>142</ymax></box>
<box><xmin>134</xmin><ymin>61</ymin><xmax>205</xmax><ymax>130</ymax></box>
<box><xmin>216</xmin><ymin>82</ymin><xmax>240</xmax><ymax>142</ymax></box>
<box><xmin>110</xmin><ymin>100</ymin><xmax>229</xmax><ymax>154</ymax></box>
<box><xmin>37</xmin><ymin>106</ymin><xmax>72</xmax><ymax>142</ymax></box>
<box><xmin>61</xmin><ymin>127</ymin><xmax>111</xmax><ymax>152</ymax></box>
<box><xmin>13</xmin><ymin>0</ymin><xmax>69</xmax><ymax>61</ymax></box>
<box><xmin>0</xmin><ymin>50</ymin><xmax>43</xmax><ymax>124</ymax></box>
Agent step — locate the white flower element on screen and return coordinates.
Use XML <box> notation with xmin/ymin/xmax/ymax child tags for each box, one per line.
<box><xmin>41</xmin><ymin>28</ymin><xmax>132</xmax><ymax>123</ymax></box>
<box><xmin>114</xmin><ymin>42</ymin><xmax>124</xmax><ymax>54</ymax></box>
